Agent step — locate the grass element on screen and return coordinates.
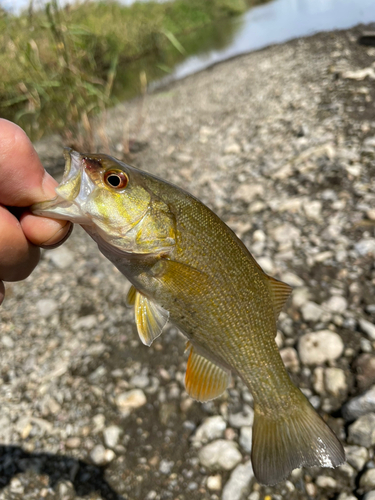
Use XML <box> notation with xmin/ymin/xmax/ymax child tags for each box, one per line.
<box><xmin>0</xmin><ymin>0</ymin><xmax>263</xmax><ymax>142</ymax></box>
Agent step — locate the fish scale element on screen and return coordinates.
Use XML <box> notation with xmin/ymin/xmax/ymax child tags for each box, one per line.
<box><xmin>32</xmin><ymin>149</ymin><xmax>345</xmax><ymax>485</ymax></box>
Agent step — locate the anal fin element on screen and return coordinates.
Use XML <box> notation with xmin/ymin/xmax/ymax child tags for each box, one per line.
<box><xmin>127</xmin><ymin>285</ymin><xmax>169</xmax><ymax>346</ymax></box>
<box><xmin>185</xmin><ymin>343</ymin><xmax>230</xmax><ymax>402</ymax></box>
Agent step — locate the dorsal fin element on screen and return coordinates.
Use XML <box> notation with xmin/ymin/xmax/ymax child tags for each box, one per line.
<box><xmin>266</xmin><ymin>276</ymin><xmax>293</xmax><ymax>319</ymax></box>
<box><xmin>127</xmin><ymin>287</ymin><xmax>169</xmax><ymax>346</ymax></box>
<box><xmin>185</xmin><ymin>343</ymin><xmax>230</xmax><ymax>402</ymax></box>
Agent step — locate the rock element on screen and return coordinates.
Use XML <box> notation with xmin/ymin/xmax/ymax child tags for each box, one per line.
<box><xmin>355</xmin><ymin>355</ymin><xmax>375</xmax><ymax>390</ymax></box>
<box><xmin>364</xmin><ymin>492</ymin><xmax>375</xmax><ymax>500</ymax></box>
<box><xmin>198</xmin><ymin>440</ymin><xmax>242</xmax><ymax>471</ymax></box>
<box><xmin>192</xmin><ymin>416</ymin><xmax>226</xmax><ymax>445</ymax></box>
<box><xmin>159</xmin><ymin>459</ymin><xmax>174</xmax><ymax>474</ymax></box>
<box><xmin>323</xmin><ymin>296</ymin><xmax>348</xmax><ymax>314</ymax></box>
<box><xmin>47</xmin><ymin>246</ymin><xmax>75</xmax><ymax>269</ymax></box>
<box><xmin>228</xmin><ymin>405</ymin><xmax>254</xmax><ymax>428</ymax></box>
<box><xmin>304</xmin><ymin>200</ymin><xmax>322</xmax><ymax>220</ymax></box>
<box><xmin>280</xmin><ymin>272</ymin><xmax>304</xmax><ymax>287</ymax></box>
<box><xmin>1</xmin><ymin>335</ymin><xmax>14</xmax><ymax>348</ymax></box>
<box><xmin>316</xmin><ymin>475</ymin><xmax>337</xmax><ymax>488</ymax></box>
<box><xmin>359</xmin><ymin>319</ymin><xmax>375</xmax><ymax>340</ymax></box>
<box><xmin>292</xmin><ymin>287</ymin><xmax>310</xmax><ymax>308</ymax></box>
<box><xmin>206</xmin><ymin>475</ymin><xmax>222</xmax><ymax>491</ymax></box>
<box><xmin>66</xmin><ymin>437</ymin><xmax>81</xmax><ymax>449</ymax></box>
<box><xmin>116</xmin><ymin>389</ymin><xmax>147</xmax><ymax>411</ymax></box>
<box><xmin>103</xmin><ymin>425</ymin><xmax>123</xmax><ymax>448</ymax></box>
<box><xmin>222</xmin><ymin>461</ymin><xmax>254</xmax><ymax>500</ymax></box>
<box><xmin>130</xmin><ymin>373</ymin><xmax>150</xmax><ymax>388</ymax></box>
<box><xmin>10</xmin><ymin>478</ymin><xmax>24</xmax><ymax>495</ymax></box>
<box><xmin>271</xmin><ymin>224</ymin><xmax>300</xmax><ymax>245</ymax></box>
<box><xmin>57</xmin><ymin>480</ymin><xmax>75</xmax><ymax>500</ymax></box>
<box><xmin>280</xmin><ymin>347</ymin><xmax>300</xmax><ymax>372</ymax></box>
<box><xmin>300</xmin><ymin>301</ymin><xmax>324</xmax><ymax>322</ymax></box>
<box><xmin>337</xmin><ymin>494</ymin><xmax>358</xmax><ymax>500</ymax></box>
<box><xmin>90</xmin><ymin>444</ymin><xmax>115</xmax><ymax>465</ymax></box>
<box><xmin>239</xmin><ymin>426</ymin><xmax>252</xmax><ymax>453</ymax></box>
<box><xmin>355</xmin><ymin>238</ymin><xmax>375</xmax><ymax>256</ymax></box>
<box><xmin>313</xmin><ymin>367</ymin><xmax>325</xmax><ymax>395</ymax></box>
<box><xmin>325</xmin><ymin>367</ymin><xmax>347</xmax><ymax>396</ymax></box>
<box><xmin>233</xmin><ymin>184</ymin><xmax>264</xmax><ymax>202</ymax></box>
<box><xmin>345</xmin><ymin>445</ymin><xmax>369</xmax><ymax>470</ymax></box>
<box><xmin>348</xmin><ymin>413</ymin><xmax>375</xmax><ymax>446</ymax></box>
<box><xmin>343</xmin><ymin>386</ymin><xmax>375</xmax><ymax>421</ymax></box>
<box><xmin>72</xmin><ymin>315</ymin><xmax>97</xmax><ymax>331</ymax></box>
<box><xmin>224</xmin><ymin>142</ymin><xmax>241</xmax><ymax>155</ymax></box>
<box><xmin>298</xmin><ymin>330</ymin><xmax>344</xmax><ymax>365</ymax></box>
<box><xmin>360</xmin><ymin>470</ymin><xmax>375</xmax><ymax>491</ymax></box>
<box><xmin>36</xmin><ymin>298</ymin><xmax>58</xmax><ymax>317</ymax></box>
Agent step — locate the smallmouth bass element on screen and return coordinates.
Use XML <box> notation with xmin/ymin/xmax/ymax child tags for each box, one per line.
<box><xmin>32</xmin><ymin>149</ymin><xmax>345</xmax><ymax>485</ymax></box>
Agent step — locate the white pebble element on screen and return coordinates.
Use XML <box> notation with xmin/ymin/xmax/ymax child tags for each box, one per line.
<box><xmin>222</xmin><ymin>461</ymin><xmax>254</xmax><ymax>500</ymax></box>
<box><xmin>198</xmin><ymin>440</ymin><xmax>242</xmax><ymax>470</ymax></box>
<box><xmin>325</xmin><ymin>367</ymin><xmax>347</xmax><ymax>396</ymax></box>
<box><xmin>206</xmin><ymin>475</ymin><xmax>222</xmax><ymax>491</ymax></box>
<box><xmin>47</xmin><ymin>246</ymin><xmax>75</xmax><ymax>269</ymax></box>
<box><xmin>103</xmin><ymin>425</ymin><xmax>122</xmax><ymax>448</ymax></box>
<box><xmin>323</xmin><ymin>296</ymin><xmax>348</xmax><ymax>314</ymax></box>
<box><xmin>300</xmin><ymin>301</ymin><xmax>324</xmax><ymax>322</ymax></box>
<box><xmin>239</xmin><ymin>426</ymin><xmax>252</xmax><ymax>453</ymax></box>
<box><xmin>192</xmin><ymin>415</ymin><xmax>226</xmax><ymax>445</ymax></box>
<box><xmin>36</xmin><ymin>298</ymin><xmax>58</xmax><ymax>318</ymax></box>
<box><xmin>90</xmin><ymin>444</ymin><xmax>115</xmax><ymax>465</ymax></box>
<box><xmin>116</xmin><ymin>389</ymin><xmax>146</xmax><ymax>410</ymax></box>
<box><xmin>298</xmin><ymin>330</ymin><xmax>344</xmax><ymax>365</ymax></box>
<box><xmin>359</xmin><ymin>318</ymin><xmax>375</xmax><ymax>340</ymax></box>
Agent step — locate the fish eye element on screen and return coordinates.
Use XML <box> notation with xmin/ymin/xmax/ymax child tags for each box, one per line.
<box><xmin>104</xmin><ymin>170</ymin><xmax>128</xmax><ymax>189</ymax></box>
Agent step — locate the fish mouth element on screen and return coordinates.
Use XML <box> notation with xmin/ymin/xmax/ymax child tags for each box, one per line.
<box><xmin>31</xmin><ymin>149</ymin><xmax>95</xmax><ymax>224</ymax></box>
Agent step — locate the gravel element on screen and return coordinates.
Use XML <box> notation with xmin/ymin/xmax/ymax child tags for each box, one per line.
<box><xmin>1</xmin><ymin>23</ymin><xmax>375</xmax><ymax>500</ymax></box>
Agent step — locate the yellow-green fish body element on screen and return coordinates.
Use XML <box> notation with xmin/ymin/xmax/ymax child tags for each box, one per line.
<box><xmin>32</xmin><ymin>150</ymin><xmax>345</xmax><ymax>485</ymax></box>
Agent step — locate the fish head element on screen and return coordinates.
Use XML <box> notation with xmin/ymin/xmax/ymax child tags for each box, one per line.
<box><xmin>32</xmin><ymin>149</ymin><xmax>176</xmax><ymax>255</ymax></box>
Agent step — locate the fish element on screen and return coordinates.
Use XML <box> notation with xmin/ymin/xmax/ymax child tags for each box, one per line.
<box><xmin>31</xmin><ymin>149</ymin><xmax>345</xmax><ymax>485</ymax></box>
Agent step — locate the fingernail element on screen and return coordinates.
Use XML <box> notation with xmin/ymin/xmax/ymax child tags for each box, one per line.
<box><xmin>0</xmin><ymin>281</ymin><xmax>5</xmax><ymax>306</ymax></box>
<box><xmin>40</xmin><ymin>222</ymin><xmax>73</xmax><ymax>249</ymax></box>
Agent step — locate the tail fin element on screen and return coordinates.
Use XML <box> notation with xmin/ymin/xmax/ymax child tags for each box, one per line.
<box><xmin>251</xmin><ymin>394</ymin><xmax>345</xmax><ymax>485</ymax></box>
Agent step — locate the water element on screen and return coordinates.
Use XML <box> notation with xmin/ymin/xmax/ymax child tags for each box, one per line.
<box><xmin>154</xmin><ymin>0</ymin><xmax>375</xmax><ymax>87</ymax></box>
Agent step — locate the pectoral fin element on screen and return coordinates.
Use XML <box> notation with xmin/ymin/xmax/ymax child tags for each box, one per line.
<box><xmin>125</xmin><ymin>285</ymin><xmax>137</xmax><ymax>306</ymax></box>
<box><xmin>126</xmin><ymin>286</ymin><xmax>169</xmax><ymax>346</ymax></box>
<box><xmin>185</xmin><ymin>343</ymin><xmax>231</xmax><ymax>402</ymax></box>
<box><xmin>266</xmin><ymin>276</ymin><xmax>293</xmax><ymax>319</ymax></box>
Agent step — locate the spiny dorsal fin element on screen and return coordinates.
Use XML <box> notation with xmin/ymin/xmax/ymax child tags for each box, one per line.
<box><xmin>131</xmin><ymin>288</ymin><xmax>169</xmax><ymax>346</ymax></box>
<box><xmin>266</xmin><ymin>276</ymin><xmax>293</xmax><ymax>319</ymax></box>
<box><xmin>125</xmin><ymin>285</ymin><xmax>137</xmax><ymax>307</ymax></box>
<box><xmin>185</xmin><ymin>344</ymin><xmax>230</xmax><ymax>402</ymax></box>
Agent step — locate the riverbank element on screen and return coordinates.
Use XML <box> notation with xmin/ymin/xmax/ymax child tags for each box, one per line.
<box><xmin>2</xmin><ymin>25</ymin><xmax>375</xmax><ymax>500</ymax></box>
<box><xmin>0</xmin><ymin>0</ymin><xmax>259</xmax><ymax>141</ymax></box>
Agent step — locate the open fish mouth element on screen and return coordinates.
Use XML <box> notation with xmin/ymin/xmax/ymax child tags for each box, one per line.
<box><xmin>31</xmin><ymin>149</ymin><xmax>95</xmax><ymax>223</ymax></box>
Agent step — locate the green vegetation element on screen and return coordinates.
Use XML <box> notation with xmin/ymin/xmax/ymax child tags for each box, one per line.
<box><xmin>0</xmin><ymin>0</ymin><xmax>261</xmax><ymax>140</ymax></box>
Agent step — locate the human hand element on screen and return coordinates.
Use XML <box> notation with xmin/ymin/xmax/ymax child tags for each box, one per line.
<box><xmin>0</xmin><ymin>119</ymin><xmax>72</xmax><ymax>305</ymax></box>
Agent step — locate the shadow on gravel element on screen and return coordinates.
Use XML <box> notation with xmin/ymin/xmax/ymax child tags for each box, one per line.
<box><xmin>0</xmin><ymin>445</ymin><xmax>125</xmax><ymax>500</ymax></box>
